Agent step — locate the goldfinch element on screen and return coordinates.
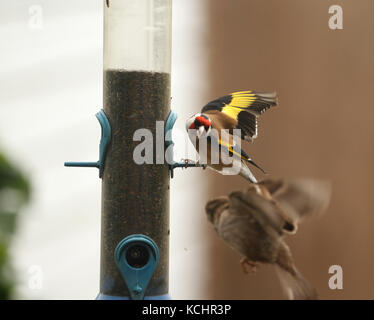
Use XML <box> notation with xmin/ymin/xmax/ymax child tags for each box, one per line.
<box><xmin>205</xmin><ymin>178</ymin><xmax>331</xmax><ymax>300</ymax></box>
<box><xmin>186</xmin><ymin>90</ymin><xmax>277</xmax><ymax>183</ymax></box>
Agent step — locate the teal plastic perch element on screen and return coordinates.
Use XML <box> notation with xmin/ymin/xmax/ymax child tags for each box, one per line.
<box><xmin>64</xmin><ymin>109</ymin><xmax>111</xmax><ymax>178</ymax></box>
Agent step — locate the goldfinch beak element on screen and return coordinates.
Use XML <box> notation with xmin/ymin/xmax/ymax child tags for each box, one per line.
<box><xmin>197</xmin><ymin>126</ymin><xmax>205</xmax><ymax>138</ymax></box>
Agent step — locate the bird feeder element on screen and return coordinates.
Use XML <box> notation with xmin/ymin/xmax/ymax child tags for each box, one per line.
<box><xmin>99</xmin><ymin>0</ymin><xmax>172</xmax><ymax>299</ymax></box>
<box><xmin>66</xmin><ymin>0</ymin><xmax>172</xmax><ymax>300</ymax></box>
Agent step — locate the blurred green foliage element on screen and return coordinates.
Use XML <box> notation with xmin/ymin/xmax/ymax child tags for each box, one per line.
<box><xmin>0</xmin><ymin>152</ymin><xmax>30</xmax><ymax>299</ymax></box>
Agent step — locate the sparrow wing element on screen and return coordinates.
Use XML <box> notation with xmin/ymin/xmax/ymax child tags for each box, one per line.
<box><xmin>201</xmin><ymin>90</ymin><xmax>277</xmax><ymax>141</ymax></box>
<box><xmin>213</xmin><ymin>190</ymin><xmax>285</xmax><ymax>261</ymax></box>
<box><xmin>260</xmin><ymin>179</ymin><xmax>332</xmax><ymax>223</ymax></box>
<box><xmin>214</xmin><ymin>198</ymin><xmax>282</xmax><ymax>262</ymax></box>
<box><xmin>228</xmin><ymin>190</ymin><xmax>286</xmax><ymax>235</ymax></box>
<box><xmin>259</xmin><ymin>179</ymin><xmax>285</xmax><ymax>194</ymax></box>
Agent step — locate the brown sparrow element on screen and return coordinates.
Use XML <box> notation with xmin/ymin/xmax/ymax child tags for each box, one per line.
<box><xmin>205</xmin><ymin>178</ymin><xmax>331</xmax><ymax>300</ymax></box>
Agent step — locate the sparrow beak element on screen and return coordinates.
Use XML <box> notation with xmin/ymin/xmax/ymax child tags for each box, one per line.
<box><xmin>197</xmin><ymin>126</ymin><xmax>205</xmax><ymax>138</ymax></box>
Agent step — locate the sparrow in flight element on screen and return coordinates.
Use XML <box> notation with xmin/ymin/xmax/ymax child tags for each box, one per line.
<box><xmin>205</xmin><ymin>178</ymin><xmax>331</xmax><ymax>299</ymax></box>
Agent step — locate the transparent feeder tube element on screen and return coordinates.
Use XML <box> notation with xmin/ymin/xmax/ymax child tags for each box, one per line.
<box><xmin>104</xmin><ymin>0</ymin><xmax>171</xmax><ymax>72</ymax></box>
<box><xmin>100</xmin><ymin>0</ymin><xmax>172</xmax><ymax>299</ymax></box>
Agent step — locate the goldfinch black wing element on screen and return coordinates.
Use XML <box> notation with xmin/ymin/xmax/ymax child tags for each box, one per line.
<box><xmin>202</xmin><ymin>90</ymin><xmax>277</xmax><ymax>142</ymax></box>
<box><xmin>209</xmin><ymin>135</ymin><xmax>249</xmax><ymax>161</ymax></box>
<box><xmin>208</xmin><ymin>134</ymin><xmax>266</xmax><ymax>174</ymax></box>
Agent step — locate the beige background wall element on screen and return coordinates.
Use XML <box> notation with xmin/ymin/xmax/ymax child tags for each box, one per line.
<box><xmin>204</xmin><ymin>0</ymin><xmax>374</xmax><ymax>299</ymax></box>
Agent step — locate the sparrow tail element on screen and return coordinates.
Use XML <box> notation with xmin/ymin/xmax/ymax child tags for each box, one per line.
<box><xmin>275</xmin><ymin>265</ymin><xmax>318</xmax><ymax>300</ymax></box>
<box><xmin>275</xmin><ymin>243</ymin><xmax>318</xmax><ymax>300</ymax></box>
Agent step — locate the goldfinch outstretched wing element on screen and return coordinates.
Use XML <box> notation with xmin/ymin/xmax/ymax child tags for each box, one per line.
<box><xmin>202</xmin><ymin>90</ymin><xmax>277</xmax><ymax>141</ymax></box>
